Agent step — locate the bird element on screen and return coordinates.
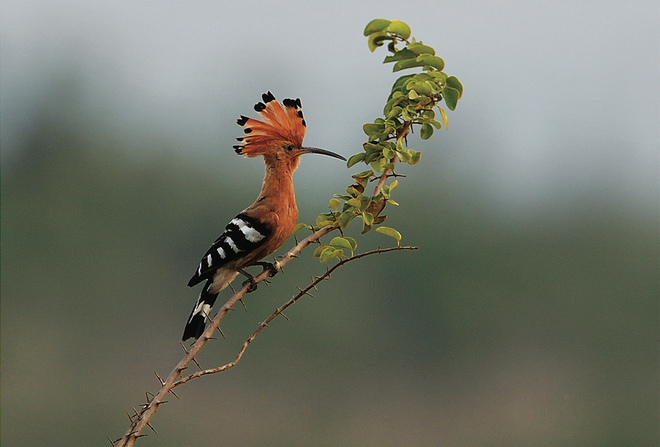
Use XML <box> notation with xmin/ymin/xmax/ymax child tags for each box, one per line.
<box><xmin>182</xmin><ymin>91</ymin><xmax>346</xmax><ymax>341</ymax></box>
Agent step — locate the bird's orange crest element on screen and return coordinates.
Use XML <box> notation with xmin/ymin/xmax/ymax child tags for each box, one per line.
<box><xmin>233</xmin><ymin>91</ymin><xmax>306</xmax><ymax>157</ymax></box>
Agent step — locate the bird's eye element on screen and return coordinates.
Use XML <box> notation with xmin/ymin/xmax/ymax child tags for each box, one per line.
<box><xmin>284</xmin><ymin>144</ymin><xmax>294</xmax><ymax>152</ymax></box>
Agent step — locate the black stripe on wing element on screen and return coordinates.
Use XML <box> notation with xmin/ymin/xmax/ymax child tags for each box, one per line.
<box><xmin>187</xmin><ymin>213</ymin><xmax>270</xmax><ymax>287</ymax></box>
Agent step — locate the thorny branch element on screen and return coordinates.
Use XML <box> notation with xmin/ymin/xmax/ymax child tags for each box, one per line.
<box><xmin>113</xmin><ymin>220</ymin><xmax>415</xmax><ymax>447</ymax></box>
<box><xmin>174</xmin><ymin>245</ymin><xmax>417</xmax><ymax>385</ymax></box>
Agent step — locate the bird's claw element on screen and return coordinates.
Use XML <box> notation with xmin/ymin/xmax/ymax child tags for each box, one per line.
<box><xmin>258</xmin><ymin>261</ymin><xmax>278</xmax><ymax>278</ymax></box>
<box><xmin>242</xmin><ymin>277</ymin><xmax>258</xmax><ymax>293</ymax></box>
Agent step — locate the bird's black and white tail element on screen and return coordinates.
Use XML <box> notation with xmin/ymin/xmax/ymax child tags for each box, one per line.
<box><xmin>182</xmin><ymin>280</ymin><xmax>219</xmax><ymax>341</ymax></box>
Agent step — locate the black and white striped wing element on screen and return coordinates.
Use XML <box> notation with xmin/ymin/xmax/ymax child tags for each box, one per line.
<box><xmin>187</xmin><ymin>213</ymin><xmax>271</xmax><ymax>287</ymax></box>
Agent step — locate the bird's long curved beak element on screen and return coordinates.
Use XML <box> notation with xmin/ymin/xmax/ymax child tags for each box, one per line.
<box><xmin>301</xmin><ymin>146</ymin><xmax>346</xmax><ymax>161</ymax></box>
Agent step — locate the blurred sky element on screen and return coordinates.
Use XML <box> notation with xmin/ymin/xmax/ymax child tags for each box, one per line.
<box><xmin>1</xmin><ymin>0</ymin><xmax>658</xmax><ymax>207</ymax></box>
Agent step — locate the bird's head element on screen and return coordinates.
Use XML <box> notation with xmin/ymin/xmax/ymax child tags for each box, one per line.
<box><xmin>233</xmin><ymin>92</ymin><xmax>345</xmax><ymax>170</ymax></box>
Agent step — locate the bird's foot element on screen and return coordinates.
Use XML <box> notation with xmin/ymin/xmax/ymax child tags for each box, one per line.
<box><xmin>254</xmin><ymin>261</ymin><xmax>278</xmax><ymax>278</ymax></box>
<box><xmin>239</xmin><ymin>269</ymin><xmax>258</xmax><ymax>293</ymax></box>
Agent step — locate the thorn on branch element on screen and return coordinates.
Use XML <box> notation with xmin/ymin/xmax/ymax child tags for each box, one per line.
<box><xmin>238</xmin><ymin>298</ymin><xmax>248</xmax><ymax>312</ymax></box>
<box><xmin>191</xmin><ymin>355</ymin><xmax>203</xmax><ymax>371</ymax></box>
<box><xmin>296</xmin><ymin>286</ymin><xmax>315</xmax><ymax>299</ymax></box>
<box><xmin>146</xmin><ymin>421</ymin><xmax>158</xmax><ymax>434</ymax></box>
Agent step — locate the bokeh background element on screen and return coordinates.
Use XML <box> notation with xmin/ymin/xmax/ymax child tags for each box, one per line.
<box><xmin>2</xmin><ymin>1</ymin><xmax>657</xmax><ymax>446</ymax></box>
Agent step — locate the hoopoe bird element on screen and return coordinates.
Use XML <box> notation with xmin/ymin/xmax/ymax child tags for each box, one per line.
<box><xmin>182</xmin><ymin>91</ymin><xmax>345</xmax><ymax>341</ymax></box>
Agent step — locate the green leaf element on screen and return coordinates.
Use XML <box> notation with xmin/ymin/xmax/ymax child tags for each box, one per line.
<box><xmin>438</xmin><ymin>106</ymin><xmax>449</xmax><ymax>128</ymax></box>
<box><xmin>363</xmin><ymin>18</ymin><xmax>391</xmax><ymax>36</ymax></box>
<box><xmin>358</xmin><ymin>194</ymin><xmax>373</xmax><ymax>211</ymax></box>
<box><xmin>376</xmin><ymin>226</ymin><xmax>402</xmax><ymax>245</ymax></box>
<box><xmin>361</xmin><ymin>219</ymin><xmax>373</xmax><ymax>234</ymax></box>
<box><xmin>395</xmin><ymin>137</ymin><xmax>405</xmax><ymax>152</ymax></box>
<box><xmin>352</xmin><ymin>169</ymin><xmax>375</xmax><ymax>180</ymax></box>
<box><xmin>330</xmin><ymin>237</ymin><xmax>354</xmax><ymax>251</ymax></box>
<box><xmin>393</xmin><ymin>58</ymin><xmax>426</xmax><ymax>72</ymax></box>
<box><xmin>420</xmin><ymin>123</ymin><xmax>434</xmax><ymax>140</ymax></box>
<box><xmin>346</xmin><ymin>152</ymin><xmax>366</xmax><ymax>168</ymax></box>
<box><xmin>383</xmin><ymin>94</ymin><xmax>406</xmax><ymax>116</ymax></box>
<box><xmin>446</xmin><ymin>76</ymin><xmax>464</xmax><ymax>96</ymax></box>
<box><xmin>313</xmin><ymin>245</ymin><xmax>329</xmax><ymax>258</ymax></box>
<box><xmin>383</xmin><ymin>48</ymin><xmax>417</xmax><ymax>63</ymax></box>
<box><xmin>385</xmin><ymin>105</ymin><xmax>403</xmax><ymax>120</ymax></box>
<box><xmin>390</xmin><ymin>179</ymin><xmax>399</xmax><ymax>191</ymax></box>
<box><xmin>368</xmin><ymin>33</ymin><xmax>395</xmax><ymax>52</ymax></box>
<box><xmin>407</xmin><ymin>42</ymin><xmax>435</xmax><ymax>55</ymax></box>
<box><xmin>344</xmin><ymin>237</ymin><xmax>358</xmax><ymax>251</ymax></box>
<box><xmin>328</xmin><ymin>198</ymin><xmax>341</xmax><ymax>210</ymax></box>
<box><xmin>346</xmin><ymin>185</ymin><xmax>361</xmax><ymax>197</ymax></box>
<box><xmin>365</xmin><ymin>151</ymin><xmax>381</xmax><ymax>165</ymax></box>
<box><xmin>316</xmin><ymin>213</ymin><xmax>335</xmax><ymax>227</ymax></box>
<box><xmin>363</xmin><ymin>122</ymin><xmax>384</xmax><ymax>137</ymax></box>
<box><xmin>385</xmin><ymin>20</ymin><xmax>411</xmax><ymax>40</ymax></box>
<box><xmin>418</xmin><ymin>54</ymin><xmax>445</xmax><ymax>71</ymax></box>
<box><xmin>396</xmin><ymin>149</ymin><xmax>411</xmax><ymax>163</ymax></box>
<box><xmin>338</xmin><ymin>210</ymin><xmax>357</xmax><ymax>228</ymax></box>
<box><xmin>320</xmin><ymin>247</ymin><xmax>343</xmax><ymax>263</ymax></box>
<box><xmin>362</xmin><ymin>212</ymin><xmax>374</xmax><ymax>226</ymax></box>
<box><xmin>406</xmin><ymin>80</ymin><xmax>433</xmax><ymax>96</ymax></box>
<box><xmin>409</xmin><ymin>150</ymin><xmax>421</xmax><ymax>165</ymax></box>
<box><xmin>429</xmin><ymin>71</ymin><xmax>448</xmax><ymax>83</ymax></box>
<box><xmin>429</xmin><ymin>119</ymin><xmax>443</xmax><ymax>130</ymax></box>
<box><xmin>390</xmin><ymin>74</ymin><xmax>416</xmax><ymax>95</ymax></box>
<box><xmin>421</xmin><ymin>109</ymin><xmax>435</xmax><ymax>119</ymax></box>
<box><xmin>444</xmin><ymin>87</ymin><xmax>460</xmax><ymax>111</ymax></box>
<box><xmin>292</xmin><ymin>223</ymin><xmax>310</xmax><ymax>234</ymax></box>
<box><xmin>380</xmin><ymin>184</ymin><xmax>391</xmax><ymax>199</ymax></box>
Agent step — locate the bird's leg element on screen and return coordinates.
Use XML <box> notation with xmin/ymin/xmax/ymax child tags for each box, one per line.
<box><xmin>238</xmin><ymin>262</ymin><xmax>278</xmax><ymax>293</ymax></box>
<box><xmin>253</xmin><ymin>261</ymin><xmax>278</xmax><ymax>278</ymax></box>
<box><xmin>238</xmin><ymin>268</ymin><xmax>258</xmax><ymax>293</ymax></box>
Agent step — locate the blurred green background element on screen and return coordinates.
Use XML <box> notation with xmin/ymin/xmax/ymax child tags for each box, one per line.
<box><xmin>2</xmin><ymin>2</ymin><xmax>657</xmax><ymax>446</ymax></box>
